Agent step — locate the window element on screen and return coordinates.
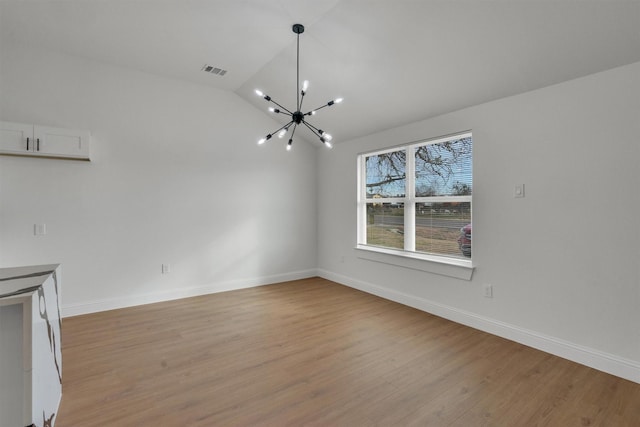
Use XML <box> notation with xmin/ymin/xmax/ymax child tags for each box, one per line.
<box><xmin>357</xmin><ymin>132</ymin><xmax>472</xmax><ymax>264</ymax></box>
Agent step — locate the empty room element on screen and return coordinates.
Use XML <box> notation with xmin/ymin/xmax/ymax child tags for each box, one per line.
<box><xmin>1</xmin><ymin>1</ymin><xmax>639</xmax><ymax>426</ymax></box>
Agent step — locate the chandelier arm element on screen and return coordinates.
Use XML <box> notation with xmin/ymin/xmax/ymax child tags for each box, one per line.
<box><xmin>305</xmin><ymin>104</ymin><xmax>330</xmax><ymax>116</ymax></box>
<box><xmin>265</xmin><ymin>120</ymin><xmax>294</xmax><ymax>139</ymax></box>
<box><xmin>301</xmin><ymin>121</ymin><xmax>324</xmax><ymax>138</ymax></box>
<box><xmin>298</xmin><ymin>90</ymin><xmax>306</xmax><ymax>112</ymax></box>
<box><xmin>302</xmin><ymin>120</ymin><xmax>322</xmax><ymax>134</ymax></box>
<box><xmin>266</xmin><ymin>98</ymin><xmax>294</xmax><ymax>116</ymax></box>
<box><xmin>287</xmin><ymin>123</ymin><xmax>299</xmax><ymax>149</ymax></box>
<box><xmin>302</xmin><ymin>122</ymin><xmax>332</xmax><ymax>148</ymax></box>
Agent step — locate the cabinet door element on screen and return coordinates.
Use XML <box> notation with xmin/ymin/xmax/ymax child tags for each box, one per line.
<box><xmin>35</xmin><ymin>125</ymin><xmax>91</xmax><ymax>160</ymax></box>
<box><xmin>0</xmin><ymin>121</ymin><xmax>34</xmax><ymax>155</ymax></box>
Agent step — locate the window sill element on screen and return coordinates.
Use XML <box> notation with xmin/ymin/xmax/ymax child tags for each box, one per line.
<box><xmin>354</xmin><ymin>244</ymin><xmax>474</xmax><ymax>281</ymax></box>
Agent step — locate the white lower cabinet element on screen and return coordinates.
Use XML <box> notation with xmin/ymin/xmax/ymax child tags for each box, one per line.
<box><xmin>0</xmin><ymin>121</ymin><xmax>91</xmax><ymax>160</ymax></box>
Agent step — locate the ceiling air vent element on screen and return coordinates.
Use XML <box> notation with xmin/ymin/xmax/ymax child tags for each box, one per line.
<box><xmin>202</xmin><ymin>64</ymin><xmax>227</xmax><ymax>76</ymax></box>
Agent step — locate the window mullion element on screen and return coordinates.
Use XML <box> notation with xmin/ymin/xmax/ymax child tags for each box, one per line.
<box><xmin>404</xmin><ymin>146</ymin><xmax>415</xmax><ymax>252</ymax></box>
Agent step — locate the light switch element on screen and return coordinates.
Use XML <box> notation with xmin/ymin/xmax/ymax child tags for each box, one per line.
<box><xmin>483</xmin><ymin>284</ymin><xmax>493</xmax><ymax>298</ymax></box>
<box><xmin>34</xmin><ymin>224</ymin><xmax>47</xmax><ymax>235</ymax></box>
<box><xmin>514</xmin><ymin>184</ymin><xmax>525</xmax><ymax>198</ymax></box>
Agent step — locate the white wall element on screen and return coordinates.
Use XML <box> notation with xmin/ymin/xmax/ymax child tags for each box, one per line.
<box><xmin>2</xmin><ymin>42</ymin><xmax>638</xmax><ymax>383</ymax></box>
<box><xmin>317</xmin><ymin>62</ymin><xmax>640</xmax><ymax>381</ymax></box>
<box><xmin>0</xmin><ymin>44</ymin><xmax>318</xmax><ymax>315</ymax></box>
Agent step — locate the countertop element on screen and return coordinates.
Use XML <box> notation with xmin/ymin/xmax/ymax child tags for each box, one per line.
<box><xmin>0</xmin><ymin>264</ymin><xmax>59</xmax><ymax>299</ymax></box>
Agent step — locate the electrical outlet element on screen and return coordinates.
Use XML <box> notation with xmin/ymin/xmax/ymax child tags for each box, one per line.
<box><xmin>514</xmin><ymin>184</ymin><xmax>525</xmax><ymax>198</ymax></box>
<box><xmin>162</xmin><ymin>263</ymin><xmax>171</xmax><ymax>274</ymax></box>
<box><xmin>483</xmin><ymin>284</ymin><xmax>493</xmax><ymax>298</ymax></box>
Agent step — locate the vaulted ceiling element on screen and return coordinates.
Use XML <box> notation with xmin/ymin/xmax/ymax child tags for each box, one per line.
<box><xmin>2</xmin><ymin>0</ymin><xmax>640</xmax><ymax>144</ymax></box>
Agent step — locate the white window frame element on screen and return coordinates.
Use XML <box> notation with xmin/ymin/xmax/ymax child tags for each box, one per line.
<box><xmin>356</xmin><ymin>132</ymin><xmax>473</xmax><ymax>278</ymax></box>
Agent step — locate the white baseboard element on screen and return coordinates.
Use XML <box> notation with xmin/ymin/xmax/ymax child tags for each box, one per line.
<box><xmin>62</xmin><ymin>269</ymin><xmax>318</xmax><ymax>318</ymax></box>
<box><xmin>318</xmin><ymin>268</ymin><xmax>640</xmax><ymax>384</ymax></box>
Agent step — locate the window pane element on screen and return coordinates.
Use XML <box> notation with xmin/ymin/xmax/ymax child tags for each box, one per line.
<box><xmin>366</xmin><ymin>203</ymin><xmax>404</xmax><ymax>250</ymax></box>
<box><xmin>365</xmin><ymin>150</ymin><xmax>406</xmax><ymax>198</ymax></box>
<box><xmin>415</xmin><ymin>202</ymin><xmax>471</xmax><ymax>258</ymax></box>
<box><xmin>415</xmin><ymin>137</ymin><xmax>472</xmax><ymax>197</ymax></box>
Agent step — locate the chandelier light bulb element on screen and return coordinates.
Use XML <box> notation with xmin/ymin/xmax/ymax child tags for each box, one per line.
<box><xmin>278</xmin><ymin>128</ymin><xmax>287</xmax><ymax>138</ymax></box>
<box><xmin>324</xmin><ymin>133</ymin><xmax>333</xmax><ymax>141</ymax></box>
<box><xmin>258</xmin><ymin>133</ymin><xmax>273</xmax><ymax>145</ymax></box>
<box><xmin>286</xmin><ymin>139</ymin><xmax>293</xmax><ymax>151</ymax></box>
<box><xmin>302</xmin><ymin>80</ymin><xmax>309</xmax><ymax>91</ymax></box>
<box><xmin>325</xmin><ymin>141</ymin><xmax>333</xmax><ymax>149</ymax></box>
<box><xmin>335</xmin><ymin>98</ymin><xmax>343</xmax><ymax>104</ymax></box>
<box><xmin>255</xmin><ymin>89</ymin><xmax>264</xmax><ymax>97</ymax></box>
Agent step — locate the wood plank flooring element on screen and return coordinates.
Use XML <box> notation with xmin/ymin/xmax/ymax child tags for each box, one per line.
<box><xmin>56</xmin><ymin>277</ymin><xmax>640</xmax><ymax>426</ymax></box>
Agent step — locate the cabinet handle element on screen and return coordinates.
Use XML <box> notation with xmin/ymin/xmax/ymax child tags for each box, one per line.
<box><xmin>27</xmin><ymin>137</ymin><xmax>30</xmax><ymax>151</ymax></box>
<box><xmin>37</xmin><ymin>138</ymin><xmax>40</xmax><ymax>151</ymax></box>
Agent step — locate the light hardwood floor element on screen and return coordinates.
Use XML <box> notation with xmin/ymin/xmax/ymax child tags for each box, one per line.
<box><xmin>56</xmin><ymin>277</ymin><xmax>640</xmax><ymax>426</ymax></box>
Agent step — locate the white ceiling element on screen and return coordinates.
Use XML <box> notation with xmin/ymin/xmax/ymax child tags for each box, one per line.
<box><xmin>2</xmin><ymin>0</ymin><xmax>640</xmax><ymax>145</ymax></box>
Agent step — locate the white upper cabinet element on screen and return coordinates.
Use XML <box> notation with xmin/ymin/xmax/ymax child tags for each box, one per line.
<box><xmin>0</xmin><ymin>121</ymin><xmax>91</xmax><ymax>160</ymax></box>
<box><xmin>0</xmin><ymin>122</ymin><xmax>33</xmax><ymax>154</ymax></box>
<box><xmin>35</xmin><ymin>125</ymin><xmax>91</xmax><ymax>159</ymax></box>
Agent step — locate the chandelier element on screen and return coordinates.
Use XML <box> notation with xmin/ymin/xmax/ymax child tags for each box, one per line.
<box><xmin>256</xmin><ymin>23</ymin><xmax>343</xmax><ymax>151</ymax></box>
